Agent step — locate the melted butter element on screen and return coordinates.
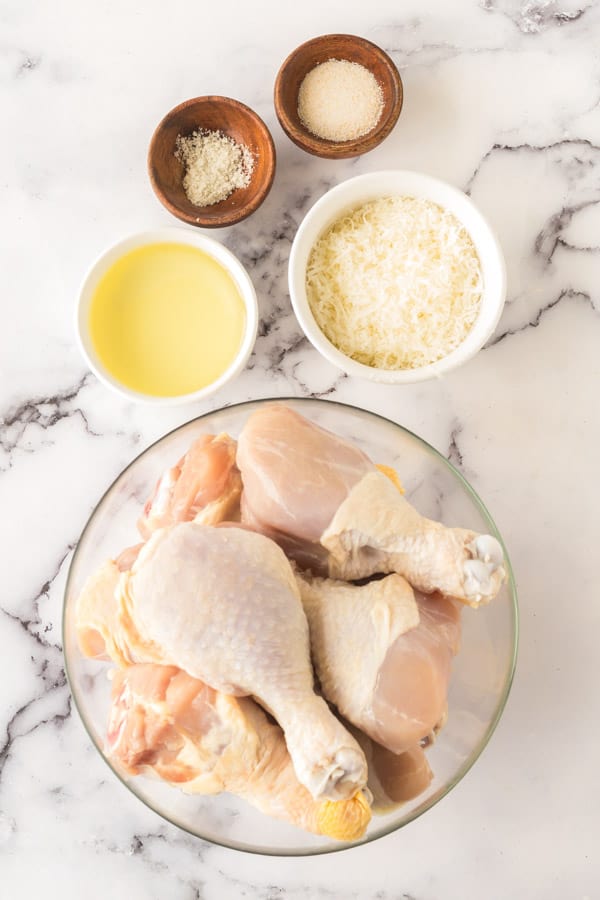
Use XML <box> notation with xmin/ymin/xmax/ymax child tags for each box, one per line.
<box><xmin>89</xmin><ymin>242</ymin><xmax>246</xmax><ymax>397</ymax></box>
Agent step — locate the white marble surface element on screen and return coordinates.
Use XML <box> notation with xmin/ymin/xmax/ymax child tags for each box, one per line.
<box><xmin>1</xmin><ymin>0</ymin><xmax>599</xmax><ymax>896</ymax></box>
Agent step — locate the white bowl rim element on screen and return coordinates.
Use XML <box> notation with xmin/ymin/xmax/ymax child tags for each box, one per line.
<box><xmin>289</xmin><ymin>169</ymin><xmax>507</xmax><ymax>384</ymax></box>
<box><xmin>76</xmin><ymin>227</ymin><xmax>259</xmax><ymax>406</ymax></box>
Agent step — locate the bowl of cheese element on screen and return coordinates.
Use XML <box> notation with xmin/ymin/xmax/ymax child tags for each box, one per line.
<box><xmin>288</xmin><ymin>171</ymin><xmax>506</xmax><ymax>383</ymax></box>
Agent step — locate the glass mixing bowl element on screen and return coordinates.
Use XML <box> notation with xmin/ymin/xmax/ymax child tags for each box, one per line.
<box><xmin>63</xmin><ymin>398</ymin><xmax>518</xmax><ymax>856</ymax></box>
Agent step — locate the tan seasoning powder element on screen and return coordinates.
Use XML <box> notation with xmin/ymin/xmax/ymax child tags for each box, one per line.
<box><xmin>175</xmin><ymin>129</ymin><xmax>255</xmax><ymax>207</ymax></box>
<box><xmin>298</xmin><ymin>59</ymin><xmax>384</xmax><ymax>142</ymax></box>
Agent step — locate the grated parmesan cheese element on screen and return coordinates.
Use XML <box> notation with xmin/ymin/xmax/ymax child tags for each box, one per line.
<box><xmin>305</xmin><ymin>196</ymin><xmax>483</xmax><ymax>370</ymax></box>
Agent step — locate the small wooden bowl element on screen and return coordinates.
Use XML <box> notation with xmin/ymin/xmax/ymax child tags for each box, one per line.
<box><xmin>274</xmin><ymin>34</ymin><xmax>403</xmax><ymax>160</ymax></box>
<box><xmin>148</xmin><ymin>96</ymin><xmax>276</xmax><ymax>228</ymax></box>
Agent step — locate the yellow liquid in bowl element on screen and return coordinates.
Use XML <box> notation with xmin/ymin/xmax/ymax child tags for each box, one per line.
<box><xmin>89</xmin><ymin>243</ymin><xmax>247</xmax><ymax>397</ymax></box>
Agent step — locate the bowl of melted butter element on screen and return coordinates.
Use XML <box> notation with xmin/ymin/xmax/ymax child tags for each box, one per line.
<box><xmin>76</xmin><ymin>229</ymin><xmax>258</xmax><ymax>405</ymax></box>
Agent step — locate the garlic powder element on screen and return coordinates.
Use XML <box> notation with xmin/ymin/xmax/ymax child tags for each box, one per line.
<box><xmin>175</xmin><ymin>129</ymin><xmax>255</xmax><ymax>207</ymax></box>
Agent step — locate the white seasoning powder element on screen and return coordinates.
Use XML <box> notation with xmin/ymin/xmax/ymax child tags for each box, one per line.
<box><xmin>175</xmin><ymin>129</ymin><xmax>255</xmax><ymax>207</ymax></box>
<box><xmin>298</xmin><ymin>58</ymin><xmax>384</xmax><ymax>142</ymax></box>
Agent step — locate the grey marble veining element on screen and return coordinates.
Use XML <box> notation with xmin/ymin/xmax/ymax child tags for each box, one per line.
<box><xmin>1</xmin><ymin>0</ymin><xmax>600</xmax><ymax>897</ymax></box>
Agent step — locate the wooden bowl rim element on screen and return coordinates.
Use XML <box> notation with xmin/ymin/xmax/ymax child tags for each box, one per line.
<box><xmin>274</xmin><ymin>33</ymin><xmax>403</xmax><ymax>160</ymax></box>
<box><xmin>148</xmin><ymin>95</ymin><xmax>276</xmax><ymax>228</ymax></box>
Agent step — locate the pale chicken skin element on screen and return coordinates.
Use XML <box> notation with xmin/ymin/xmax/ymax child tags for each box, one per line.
<box><xmin>297</xmin><ymin>572</ymin><xmax>461</xmax><ymax>754</ymax></box>
<box><xmin>138</xmin><ymin>432</ymin><xmax>241</xmax><ymax>539</ymax></box>
<box><xmin>77</xmin><ymin>430</ymin><xmax>242</xmax><ymax>662</ymax></box>
<box><xmin>237</xmin><ymin>404</ymin><xmax>505</xmax><ymax>606</ymax></box>
<box><xmin>107</xmin><ymin>664</ymin><xmax>371</xmax><ymax>840</ymax></box>
<box><xmin>117</xmin><ymin>523</ymin><xmax>368</xmax><ymax>802</ymax></box>
<box><xmin>75</xmin><ymin>545</ymin><xmax>147</xmax><ymax>662</ymax></box>
<box><xmin>76</xmin><ymin>559</ymin><xmax>122</xmax><ymax>662</ymax></box>
<box><xmin>75</xmin><ymin>553</ymin><xmax>164</xmax><ymax>668</ymax></box>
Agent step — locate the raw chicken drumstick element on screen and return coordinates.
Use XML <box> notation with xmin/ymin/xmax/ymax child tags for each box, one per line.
<box><xmin>114</xmin><ymin>523</ymin><xmax>368</xmax><ymax>801</ymax></box>
<box><xmin>296</xmin><ymin>572</ymin><xmax>461</xmax><ymax>753</ymax></box>
<box><xmin>76</xmin><ymin>572</ymin><xmax>370</xmax><ymax>837</ymax></box>
<box><xmin>237</xmin><ymin>404</ymin><xmax>505</xmax><ymax>607</ymax></box>
<box><xmin>76</xmin><ymin>561</ymin><xmax>433</xmax><ymax>826</ymax></box>
<box><xmin>138</xmin><ymin>432</ymin><xmax>241</xmax><ymax>539</ymax></box>
<box><xmin>107</xmin><ymin>664</ymin><xmax>371</xmax><ymax>840</ymax></box>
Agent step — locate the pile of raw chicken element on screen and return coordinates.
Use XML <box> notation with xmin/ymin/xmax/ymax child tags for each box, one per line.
<box><xmin>76</xmin><ymin>404</ymin><xmax>506</xmax><ymax>841</ymax></box>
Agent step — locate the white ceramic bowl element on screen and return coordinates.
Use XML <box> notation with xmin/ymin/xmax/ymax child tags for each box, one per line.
<box><xmin>76</xmin><ymin>228</ymin><xmax>258</xmax><ymax>405</ymax></box>
<box><xmin>289</xmin><ymin>170</ymin><xmax>507</xmax><ymax>383</ymax></box>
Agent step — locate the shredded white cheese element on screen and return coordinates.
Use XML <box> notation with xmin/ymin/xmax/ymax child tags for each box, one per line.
<box><xmin>305</xmin><ymin>196</ymin><xmax>483</xmax><ymax>370</ymax></box>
